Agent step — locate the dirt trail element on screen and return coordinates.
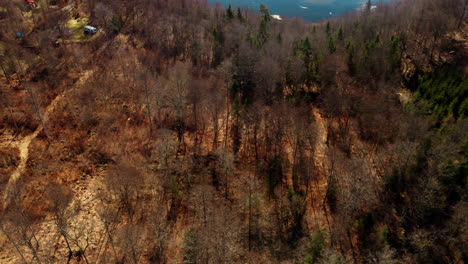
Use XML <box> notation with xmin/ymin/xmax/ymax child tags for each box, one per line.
<box><xmin>2</xmin><ymin>71</ymin><xmax>93</xmax><ymax>209</ymax></box>
<box><xmin>2</xmin><ymin>131</ymin><xmax>39</xmax><ymax>207</ymax></box>
<box><xmin>2</xmin><ymin>95</ymin><xmax>61</xmax><ymax>208</ymax></box>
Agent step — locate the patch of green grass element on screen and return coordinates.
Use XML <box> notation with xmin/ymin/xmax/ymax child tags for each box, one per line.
<box><xmin>63</xmin><ymin>17</ymin><xmax>102</xmax><ymax>43</ymax></box>
<box><xmin>65</xmin><ymin>17</ymin><xmax>88</xmax><ymax>40</ymax></box>
<box><xmin>66</xmin><ymin>17</ymin><xmax>89</xmax><ymax>30</ymax></box>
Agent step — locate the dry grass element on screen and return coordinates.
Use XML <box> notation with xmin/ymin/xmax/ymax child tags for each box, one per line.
<box><xmin>0</xmin><ymin>147</ymin><xmax>19</xmax><ymax>186</ymax></box>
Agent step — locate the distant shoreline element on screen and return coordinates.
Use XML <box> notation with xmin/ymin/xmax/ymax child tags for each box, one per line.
<box><xmin>209</xmin><ymin>0</ymin><xmax>390</xmax><ymax>22</ymax></box>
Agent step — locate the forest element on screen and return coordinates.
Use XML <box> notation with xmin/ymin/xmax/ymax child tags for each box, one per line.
<box><xmin>0</xmin><ymin>0</ymin><xmax>466</xmax><ymax>263</ymax></box>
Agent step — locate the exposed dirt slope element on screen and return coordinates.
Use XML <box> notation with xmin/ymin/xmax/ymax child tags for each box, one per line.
<box><xmin>2</xmin><ymin>70</ymin><xmax>94</xmax><ymax>209</ymax></box>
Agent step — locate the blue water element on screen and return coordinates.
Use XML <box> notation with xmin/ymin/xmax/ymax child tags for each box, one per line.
<box><xmin>209</xmin><ymin>0</ymin><xmax>389</xmax><ymax>22</ymax></box>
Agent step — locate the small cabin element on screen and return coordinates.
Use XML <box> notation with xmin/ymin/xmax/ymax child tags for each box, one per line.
<box><xmin>84</xmin><ymin>25</ymin><xmax>97</xmax><ymax>35</ymax></box>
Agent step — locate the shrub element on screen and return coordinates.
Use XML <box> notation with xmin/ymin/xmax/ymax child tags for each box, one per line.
<box><xmin>415</xmin><ymin>65</ymin><xmax>468</xmax><ymax>119</ymax></box>
<box><xmin>183</xmin><ymin>231</ymin><xmax>198</xmax><ymax>264</ymax></box>
<box><xmin>111</xmin><ymin>14</ymin><xmax>124</xmax><ymax>33</ymax></box>
<box><xmin>303</xmin><ymin>230</ymin><xmax>327</xmax><ymax>263</ymax></box>
<box><xmin>267</xmin><ymin>155</ymin><xmax>283</xmax><ymax>197</ymax></box>
<box><xmin>355</xmin><ymin>212</ymin><xmax>376</xmax><ymax>247</ymax></box>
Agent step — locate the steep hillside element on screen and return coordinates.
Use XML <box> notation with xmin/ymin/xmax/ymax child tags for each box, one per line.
<box><xmin>0</xmin><ymin>0</ymin><xmax>466</xmax><ymax>263</ymax></box>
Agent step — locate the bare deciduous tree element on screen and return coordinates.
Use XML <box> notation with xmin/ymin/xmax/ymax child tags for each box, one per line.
<box><xmin>105</xmin><ymin>163</ymin><xmax>145</xmax><ymax>223</ymax></box>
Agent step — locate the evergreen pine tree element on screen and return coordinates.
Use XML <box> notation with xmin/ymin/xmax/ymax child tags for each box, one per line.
<box><xmin>226</xmin><ymin>4</ymin><xmax>234</xmax><ymax>19</ymax></box>
<box><xmin>365</xmin><ymin>0</ymin><xmax>372</xmax><ymax>15</ymax></box>
<box><xmin>337</xmin><ymin>25</ymin><xmax>344</xmax><ymax>41</ymax></box>
<box><xmin>325</xmin><ymin>22</ymin><xmax>331</xmax><ymax>35</ymax></box>
<box><xmin>346</xmin><ymin>41</ymin><xmax>356</xmax><ymax>75</ymax></box>
<box><xmin>237</xmin><ymin>7</ymin><xmax>243</xmax><ymax>21</ymax></box>
<box><xmin>389</xmin><ymin>36</ymin><xmax>402</xmax><ymax>71</ymax></box>
<box><xmin>256</xmin><ymin>4</ymin><xmax>271</xmax><ymax>48</ymax></box>
<box><xmin>328</xmin><ymin>36</ymin><xmax>336</xmax><ymax>54</ymax></box>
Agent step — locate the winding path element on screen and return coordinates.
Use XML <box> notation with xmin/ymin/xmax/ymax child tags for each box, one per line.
<box><xmin>2</xmin><ymin>71</ymin><xmax>93</xmax><ymax>209</ymax></box>
<box><xmin>2</xmin><ymin>91</ymin><xmax>65</xmax><ymax>209</ymax></box>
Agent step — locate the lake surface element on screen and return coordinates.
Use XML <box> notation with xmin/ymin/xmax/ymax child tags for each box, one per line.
<box><xmin>209</xmin><ymin>0</ymin><xmax>390</xmax><ymax>22</ymax></box>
